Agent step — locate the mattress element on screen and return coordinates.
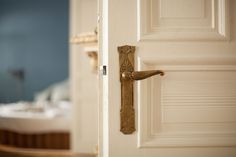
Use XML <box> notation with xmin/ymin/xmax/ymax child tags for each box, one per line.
<box><xmin>0</xmin><ymin>101</ymin><xmax>71</xmax><ymax>133</ymax></box>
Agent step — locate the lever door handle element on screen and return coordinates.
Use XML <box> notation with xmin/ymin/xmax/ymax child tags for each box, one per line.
<box><xmin>118</xmin><ymin>45</ymin><xmax>164</xmax><ymax>134</ymax></box>
<box><xmin>122</xmin><ymin>70</ymin><xmax>164</xmax><ymax>81</ymax></box>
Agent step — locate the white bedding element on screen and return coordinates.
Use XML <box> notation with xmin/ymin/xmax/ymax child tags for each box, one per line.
<box><xmin>0</xmin><ymin>101</ymin><xmax>71</xmax><ymax>133</ymax></box>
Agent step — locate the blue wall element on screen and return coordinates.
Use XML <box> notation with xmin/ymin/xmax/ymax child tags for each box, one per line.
<box><xmin>0</xmin><ymin>0</ymin><xmax>69</xmax><ymax>103</ymax></box>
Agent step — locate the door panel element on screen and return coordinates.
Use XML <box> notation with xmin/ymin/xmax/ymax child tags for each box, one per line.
<box><xmin>138</xmin><ymin>0</ymin><xmax>229</xmax><ymax>40</ymax></box>
<box><xmin>138</xmin><ymin>62</ymin><xmax>236</xmax><ymax>147</ymax></box>
<box><xmin>99</xmin><ymin>0</ymin><xmax>236</xmax><ymax>156</ymax></box>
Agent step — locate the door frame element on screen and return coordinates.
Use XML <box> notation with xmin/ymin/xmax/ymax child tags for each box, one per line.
<box><xmin>98</xmin><ymin>0</ymin><xmax>109</xmax><ymax>156</ymax></box>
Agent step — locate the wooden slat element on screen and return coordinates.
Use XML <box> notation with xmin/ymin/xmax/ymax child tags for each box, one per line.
<box><xmin>0</xmin><ymin>130</ymin><xmax>69</xmax><ymax>149</ymax></box>
<box><xmin>0</xmin><ymin>144</ymin><xmax>95</xmax><ymax>157</ymax></box>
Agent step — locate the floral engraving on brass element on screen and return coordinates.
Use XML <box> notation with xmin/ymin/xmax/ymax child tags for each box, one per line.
<box><xmin>118</xmin><ymin>45</ymin><xmax>164</xmax><ymax>135</ymax></box>
<box><xmin>118</xmin><ymin>45</ymin><xmax>136</xmax><ymax>134</ymax></box>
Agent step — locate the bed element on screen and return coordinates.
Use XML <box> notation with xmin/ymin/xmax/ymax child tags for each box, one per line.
<box><xmin>0</xmin><ymin>101</ymin><xmax>70</xmax><ymax>149</ymax></box>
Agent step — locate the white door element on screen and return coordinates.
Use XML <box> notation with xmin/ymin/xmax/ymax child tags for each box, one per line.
<box><xmin>70</xmin><ymin>0</ymin><xmax>98</xmax><ymax>153</ymax></box>
<box><xmin>99</xmin><ymin>0</ymin><xmax>236</xmax><ymax>157</ymax></box>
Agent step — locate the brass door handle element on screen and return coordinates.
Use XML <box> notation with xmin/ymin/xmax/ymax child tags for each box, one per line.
<box><xmin>118</xmin><ymin>45</ymin><xmax>164</xmax><ymax>134</ymax></box>
<box><xmin>122</xmin><ymin>70</ymin><xmax>164</xmax><ymax>81</ymax></box>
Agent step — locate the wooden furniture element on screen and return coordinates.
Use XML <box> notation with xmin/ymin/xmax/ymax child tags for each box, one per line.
<box><xmin>0</xmin><ymin>129</ymin><xmax>69</xmax><ymax>149</ymax></box>
<box><xmin>0</xmin><ymin>144</ymin><xmax>94</xmax><ymax>157</ymax></box>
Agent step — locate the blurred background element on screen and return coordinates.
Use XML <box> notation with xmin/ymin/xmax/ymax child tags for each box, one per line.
<box><xmin>0</xmin><ymin>0</ymin><xmax>69</xmax><ymax>103</ymax></box>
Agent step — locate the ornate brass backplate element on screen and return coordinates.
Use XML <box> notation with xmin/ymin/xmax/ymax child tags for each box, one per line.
<box><xmin>118</xmin><ymin>45</ymin><xmax>136</xmax><ymax>134</ymax></box>
<box><xmin>118</xmin><ymin>45</ymin><xmax>164</xmax><ymax>135</ymax></box>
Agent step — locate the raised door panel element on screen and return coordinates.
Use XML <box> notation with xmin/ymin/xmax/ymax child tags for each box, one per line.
<box><xmin>138</xmin><ymin>0</ymin><xmax>229</xmax><ymax>40</ymax></box>
<box><xmin>138</xmin><ymin>61</ymin><xmax>236</xmax><ymax>147</ymax></box>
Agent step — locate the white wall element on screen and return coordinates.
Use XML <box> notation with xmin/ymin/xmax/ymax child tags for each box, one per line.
<box><xmin>69</xmin><ymin>0</ymin><xmax>98</xmax><ymax>153</ymax></box>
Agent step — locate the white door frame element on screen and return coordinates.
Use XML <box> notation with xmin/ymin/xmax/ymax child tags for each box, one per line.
<box><xmin>98</xmin><ymin>0</ymin><xmax>109</xmax><ymax>156</ymax></box>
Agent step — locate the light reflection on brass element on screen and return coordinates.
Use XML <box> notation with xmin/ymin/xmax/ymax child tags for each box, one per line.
<box><xmin>118</xmin><ymin>45</ymin><xmax>164</xmax><ymax>135</ymax></box>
